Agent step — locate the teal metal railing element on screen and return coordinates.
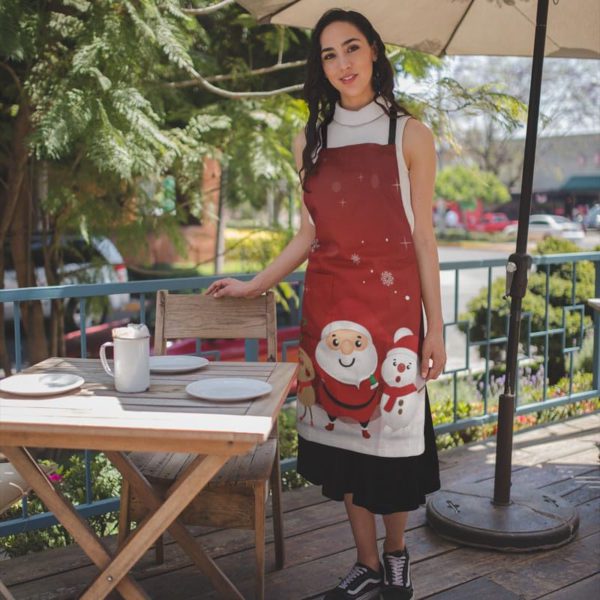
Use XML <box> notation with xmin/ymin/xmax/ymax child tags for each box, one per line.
<box><xmin>1</xmin><ymin>252</ymin><xmax>598</xmax><ymax>537</ymax></box>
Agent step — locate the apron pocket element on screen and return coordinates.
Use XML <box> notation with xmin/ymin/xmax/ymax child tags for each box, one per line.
<box><xmin>301</xmin><ymin>270</ymin><xmax>333</xmax><ymax>339</ymax></box>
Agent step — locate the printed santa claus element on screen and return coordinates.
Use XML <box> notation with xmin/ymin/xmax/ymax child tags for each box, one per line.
<box><xmin>314</xmin><ymin>319</ymin><xmax>380</xmax><ymax>439</ymax></box>
<box><xmin>380</xmin><ymin>327</ymin><xmax>425</xmax><ymax>431</ymax></box>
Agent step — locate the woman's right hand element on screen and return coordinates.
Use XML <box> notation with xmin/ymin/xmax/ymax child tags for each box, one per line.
<box><xmin>205</xmin><ymin>278</ymin><xmax>262</xmax><ymax>298</ymax></box>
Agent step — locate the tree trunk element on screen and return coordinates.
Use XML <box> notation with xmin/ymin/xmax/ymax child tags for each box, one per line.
<box><xmin>0</xmin><ymin>303</ymin><xmax>11</xmax><ymax>377</ymax></box>
<box><xmin>214</xmin><ymin>161</ymin><xmax>226</xmax><ymax>275</ymax></box>
<box><xmin>0</xmin><ymin>99</ymin><xmax>31</xmax><ymax>373</ymax></box>
<box><xmin>38</xmin><ymin>162</ymin><xmax>66</xmax><ymax>357</ymax></box>
<box><xmin>10</xmin><ymin>168</ymin><xmax>49</xmax><ymax>365</ymax></box>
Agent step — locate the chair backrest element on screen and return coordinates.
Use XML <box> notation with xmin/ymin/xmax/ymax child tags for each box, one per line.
<box><xmin>154</xmin><ymin>290</ymin><xmax>277</xmax><ymax>361</ymax></box>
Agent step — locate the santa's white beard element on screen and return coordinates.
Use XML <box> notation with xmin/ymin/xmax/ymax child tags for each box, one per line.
<box><xmin>315</xmin><ymin>341</ymin><xmax>377</xmax><ymax>388</ymax></box>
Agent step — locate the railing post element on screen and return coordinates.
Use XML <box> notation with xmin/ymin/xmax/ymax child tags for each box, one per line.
<box><xmin>593</xmin><ymin>262</ymin><xmax>600</xmax><ymax>391</ymax></box>
<box><xmin>14</xmin><ymin>301</ymin><xmax>22</xmax><ymax>372</ymax></box>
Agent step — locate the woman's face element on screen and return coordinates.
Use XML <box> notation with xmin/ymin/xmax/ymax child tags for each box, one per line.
<box><xmin>320</xmin><ymin>21</ymin><xmax>377</xmax><ymax>109</ymax></box>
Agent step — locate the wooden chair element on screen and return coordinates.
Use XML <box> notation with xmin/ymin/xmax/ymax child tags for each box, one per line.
<box><xmin>117</xmin><ymin>290</ymin><xmax>284</xmax><ymax>600</ymax></box>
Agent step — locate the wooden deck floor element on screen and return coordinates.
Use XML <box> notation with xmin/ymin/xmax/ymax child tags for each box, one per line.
<box><xmin>2</xmin><ymin>412</ymin><xmax>599</xmax><ymax>599</ymax></box>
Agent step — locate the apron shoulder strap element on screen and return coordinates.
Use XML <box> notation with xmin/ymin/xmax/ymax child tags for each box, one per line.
<box><xmin>388</xmin><ymin>108</ymin><xmax>398</xmax><ymax>145</ymax></box>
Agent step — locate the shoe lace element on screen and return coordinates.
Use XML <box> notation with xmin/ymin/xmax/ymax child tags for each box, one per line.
<box><xmin>339</xmin><ymin>564</ymin><xmax>368</xmax><ymax>590</ymax></box>
<box><xmin>386</xmin><ymin>554</ymin><xmax>407</xmax><ymax>585</ymax></box>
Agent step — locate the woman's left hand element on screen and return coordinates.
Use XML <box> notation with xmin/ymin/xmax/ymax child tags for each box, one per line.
<box><xmin>420</xmin><ymin>330</ymin><xmax>446</xmax><ymax>381</ymax></box>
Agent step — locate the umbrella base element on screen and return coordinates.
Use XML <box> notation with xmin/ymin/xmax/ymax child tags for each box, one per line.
<box><xmin>425</xmin><ymin>482</ymin><xmax>579</xmax><ymax>552</ymax></box>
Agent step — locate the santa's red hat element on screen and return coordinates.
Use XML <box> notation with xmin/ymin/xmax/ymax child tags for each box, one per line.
<box><xmin>386</xmin><ymin>327</ymin><xmax>419</xmax><ymax>358</ymax></box>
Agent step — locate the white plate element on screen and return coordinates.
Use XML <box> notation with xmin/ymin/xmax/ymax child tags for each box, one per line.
<box><xmin>186</xmin><ymin>377</ymin><xmax>272</xmax><ymax>402</ymax></box>
<box><xmin>149</xmin><ymin>355</ymin><xmax>209</xmax><ymax>374</ymax></box>
<box><xmin>0</xmin><ymin>373</ymin><xmax>84</xmax><ymax>397</ymax></box>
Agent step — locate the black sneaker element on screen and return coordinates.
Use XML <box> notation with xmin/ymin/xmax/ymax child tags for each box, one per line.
<box><xmin>324</xmin><ymin>561</ymin><xmax>383</xmax><ymax>599</ymax></box>
<box><xmin>381</xmin><ymin>547</ymin><xmax>413</xmax><ymax>599</ymax></box>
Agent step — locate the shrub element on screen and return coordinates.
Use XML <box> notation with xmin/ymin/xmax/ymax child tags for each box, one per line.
<box><xmin>1</xmin><ymin>454</ymin><xmax>121</xmax><ymax>558</ymax></box>
<box><xmin>225</xmin><ymin>227</ymin><xmax>293</xmax><ymax>269</ymax></box>
<box><xmin>225</xmin><ymin>227</ymin><xmax>300</xmax><ymax>313</ymax></box>
<box><xmin>278</xmin><ymin>406</ymin><xmax>309</xmax><ymax>491</ymax></box>
<box><xmin>462</xmin><ymin>237</ymin><xmax>595</xmax><ymax>383</ymax></box>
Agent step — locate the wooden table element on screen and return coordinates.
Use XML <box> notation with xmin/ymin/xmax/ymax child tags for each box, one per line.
<box><xmin>0</xmin><ymin>357</ymin><xmax>297</xmax><ymax>599</ymax></box>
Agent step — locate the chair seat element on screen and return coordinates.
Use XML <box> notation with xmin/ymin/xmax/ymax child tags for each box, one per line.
<box><xmin>127</xmin><ymin>438</ymin><xmax>278</xmax><ymax>529</ymax></box>
<box><xmin>128</xmin><ymin>438</ymin><xmax>278</xmax><ymax>489</ymax></box>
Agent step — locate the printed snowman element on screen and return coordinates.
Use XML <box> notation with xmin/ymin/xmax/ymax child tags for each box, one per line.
<box><xmin>380</xmin><ymin>327</ymin><xmax>424</xmax><ymax>430</ymax></box>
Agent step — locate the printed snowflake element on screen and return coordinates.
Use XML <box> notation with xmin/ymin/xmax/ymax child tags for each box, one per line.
<box><xmin>351</xmin><ymin>253</ymin><xmax>361</xmax><ymax>265</ymax></box>
<box><xmin>381</xmin><ymin>271</ymin><xmax>394</xmax><ymax>287</ymax></box>
<box><xmin>310</xmin><ymin>238</ymin><xmax>320</xmax><ymax>252</ymax></box>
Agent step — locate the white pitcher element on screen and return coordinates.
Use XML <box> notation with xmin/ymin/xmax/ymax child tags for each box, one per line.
<box><xmin>100</xmin><ymin>324</ymin><xmax>150</xmax><ymax>393</ymax></box>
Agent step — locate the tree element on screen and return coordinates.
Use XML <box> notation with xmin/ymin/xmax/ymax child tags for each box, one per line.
<box><xmin>435</xmin><ymin>165</ymin><xmax>511</xmax><ymax>210</ymax></box>
<box><xmin>0</xmin><ymin>0</ymin><xmax>219</xmax><ymax>370</ymax></box>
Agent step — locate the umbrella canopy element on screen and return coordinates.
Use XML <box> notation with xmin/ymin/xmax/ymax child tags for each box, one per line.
<box><xmin>238</xmin><ymin>0</ymin><xmax>600</xmax><ymax>59</ymax></box>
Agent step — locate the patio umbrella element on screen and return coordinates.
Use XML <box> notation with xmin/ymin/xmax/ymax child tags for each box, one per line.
<box><xmin>237</xmin><ymin>0</ymin><xmax>600</xmax><ymax>550</ymax></box>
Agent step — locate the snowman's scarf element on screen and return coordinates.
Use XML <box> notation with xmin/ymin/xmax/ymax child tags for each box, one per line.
<box><xmin>382</xmin><ymin>383</ymin><xmax>418</xmax><ymax>412</ymax></box>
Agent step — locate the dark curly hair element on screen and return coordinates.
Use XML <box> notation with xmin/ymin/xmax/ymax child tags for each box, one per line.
<box><xmin>300</xmin><ymin>9</ymin><xmax>410</xmax><ymax>191</ymax></box>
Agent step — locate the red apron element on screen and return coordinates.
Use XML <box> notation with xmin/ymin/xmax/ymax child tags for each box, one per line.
<box><xmin>297</xmin><ymin>112</ymin><xmax>427</xmax><ymax>458</ymax></box>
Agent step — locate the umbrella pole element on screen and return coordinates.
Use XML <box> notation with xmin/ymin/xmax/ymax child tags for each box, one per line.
<box><xmin>493</xmin><ymin>0</ymin><xmax>549</xmax><ymax>506</ymax></box>
<box><xmin>427</xmin><ymin>0</ymin><xmax>579</xmax><ymax>550</ymax></box>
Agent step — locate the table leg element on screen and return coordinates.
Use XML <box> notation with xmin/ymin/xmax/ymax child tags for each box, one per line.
<box><xmin>107</xmin><ymin>451</ymin><xmax>244</xmax><ymax>599</ymax></box>
<box><xmin>84</xmin><ymin>453</ymin><xmax>241</xmax><ymax>600</ymax></box>
<box><xmin>1</xmin><ymin>447</ymin><xmax>149</xmax><ymax>600</ymax></box>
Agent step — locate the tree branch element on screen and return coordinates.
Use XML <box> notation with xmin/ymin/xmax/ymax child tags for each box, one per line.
<box><xmin>186</xmin><ymin>77</ymin><xmax>302</xmax><ymax>98</ymax></box>
<box><xmin>167</xmin><ymin>59</ymin><xmax>306</xmax><ymax>88</ymax></box>
<box><xmin>277</xmin><ymin>26</ymin><xmax>284</xmax><ymax>64</ymax></box>
<box><xmin>0</xmin><ymin>62</ymin><xmax>23</xmax><ymax>96</ymax></box>
<box><xmin>183</xmin><ymin>0</ymin><xmax>236</xmax><ymax>15</ymax></box>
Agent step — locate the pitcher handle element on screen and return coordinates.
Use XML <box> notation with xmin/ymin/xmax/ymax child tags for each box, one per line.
<box><xmin>99</xmin><ymin>342</ymin><xmax>115</xmax><ymax>377</ymax></box>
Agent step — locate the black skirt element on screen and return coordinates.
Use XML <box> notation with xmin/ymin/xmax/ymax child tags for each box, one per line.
<box><xmin>296</xmin><ymin>390</ymin><xmax>441</xmax><ymax>515</ymax></box>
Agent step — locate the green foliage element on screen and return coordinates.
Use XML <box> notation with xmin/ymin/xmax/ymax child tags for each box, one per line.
<box><xmin>224</xmin><ymin>227</ymin><xmax>293</xmax><ymax>268</ymax></box>
<box><xmin>435</xmin><ymin>229</ymin><xmax>514</xmax><ymax>243</ymax></box>
<box><xmin>278</xmin><ymin>406</ymin><xmax>309</xmax><ymax>491</ymax></box>
<box><xmin>0</xmin><ymin>453</ymin><xmax>122</xmax><ymax>558</ymax></box>
<box><xmin>224</xmin><ymin>227</ymin><xmax>299</xmax><ymax>311</ymax></box>
<box><xmin>435</xmin><ymin>165</ymin><xmax>511</xmax><ymax>209</ymax></box>
<box><xmin>223</xmin><ymin>97</ymin><xmax>307</xmax><ymax>210</ymax></box>
<box><xmin>462</xmin><ymin>237</ymin><xmax>596</xmax><ymax>383</ymax></box>
<box><xmin>574</xmin><ymin>332</ymin><xmax>595</xmax><ymax>374</ymax></box>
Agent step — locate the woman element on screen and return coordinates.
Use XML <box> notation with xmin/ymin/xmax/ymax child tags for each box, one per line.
<box><xmin>206</xmin><ymin>9</ymin><xmax>445</xmax><ymax>600</ymax></box>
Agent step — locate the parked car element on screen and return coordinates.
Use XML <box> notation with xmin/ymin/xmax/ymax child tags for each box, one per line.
<box><xmin>470</xmin><ymin>212</ymin><xmax>517</xmax><ymax>233</ymax></box>
<box><xmin>504</xmin><ymin>214</ymin><xmax>585</xmax><ymax>242</ymax></box>
<box><xmin>3</xmin><ymin>235</ymin><xmax>130</xmax><ymax>329</ymax></box>
<box><xmin>583</xmin><ymin>205</ymin><xmax>600</xmax><ymax>230</ymax></box>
